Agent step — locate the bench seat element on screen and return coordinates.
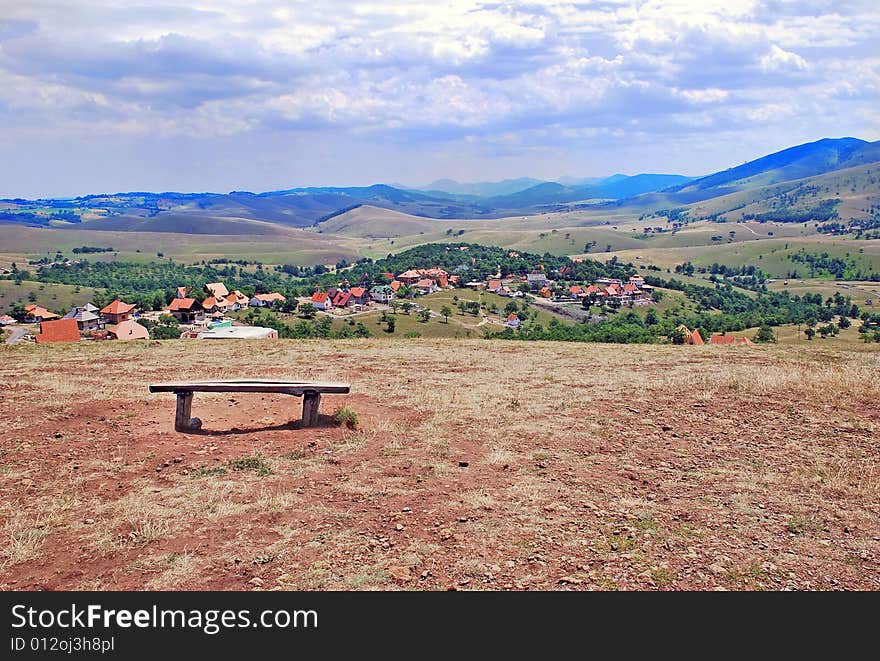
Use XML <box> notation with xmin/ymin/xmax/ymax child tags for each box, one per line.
<box><xmin>149</xmin><ymin>379</ymin><xmax>351</xmax><ymax>431</ymax></box>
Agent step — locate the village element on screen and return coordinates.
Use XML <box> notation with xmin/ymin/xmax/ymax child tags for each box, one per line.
<box><xmin>2</xmin><ymin>263</ymin><xmax>669</xmax><ymax>343</ymax></box>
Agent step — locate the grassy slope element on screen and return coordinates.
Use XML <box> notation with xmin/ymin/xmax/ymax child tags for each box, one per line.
<box><xmin>0</xmin><ymin>223</ymin><xmax>362</xmax><ymax>267</ymax></box>
<box><xmin>0</xmin><ymin>279</ymin><xmax>99</xmax><ymax>314</ymax></box>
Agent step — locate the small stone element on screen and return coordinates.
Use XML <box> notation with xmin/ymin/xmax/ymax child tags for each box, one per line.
<box><xmin>84</xmin><ymin>518</ymin><xmax>95</xmax><ymax>525</ymax></box>
<box><xmin>54</xmin><ymin>432</ymin><xmax>63</xmax><ymax>439</ymax></box>
<box><xmin>458</xmin><ymin>461</ymin><xmax>469</xmax><ymax>468</ymax></box>
<box><xmin>402</xmin><ymin>507</ymin><xmax>412</xmax><ymax>513</ymax></box>
<box><xmin>395</xmin><ymin>524</ymin><xmax>404</xmax><ymax>531</ymax></box>
<box><xmin>559</xmin><ymin>576</ymin><xmax>581</xmax><ymax>584</ymax></box>
<box><xmin>661</xmin><ymin>425</ymin><xmax>672</xmax><ymax>432</ymax></box>
<box><xmin>389</xmin><ymin>566</ymin><xmax>412</xmax><ymax>582</ymax></box>
<box><xmin>248</xmin><ymin>577</ymin><xmax>264</xmax><ymax>586</ymax></box>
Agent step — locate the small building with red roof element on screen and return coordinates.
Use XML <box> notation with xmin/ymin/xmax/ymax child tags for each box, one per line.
<box><xmin>107</xmin><ymin>319</ymin><xmax>149</xmax><ymax>341</ymax></box>
<box><xmin>35</xmin><ymin>318</ymin><xmax>80</xmax><ymax>343</ymax></box>
<box><xmin>24</xmin><ymin>304</ymin><xmax>61</xmax><ymax>323</ymax></box>
<box><xmin>311</xmin><ymin>291</ymin><xmax>332</xmax><ymax>310</ymax></box>
<box><xmin>349</xmin><ymin>287</ymin><xmax>369</xmax><ymax>305</ymax></box>
<box><xmin>100</xmin><ymin>300</ymin><xmax>136</xmax><ymax>325</ymax></box>
<box><xmin>332</xmin><ymin>290</ymin><xmax>352</xmax><ymax>308</ymax></box>
<box><xmin>167</xmin><ymin>297</ymin><xmax>204</xmax><ymax>324</ymax></box>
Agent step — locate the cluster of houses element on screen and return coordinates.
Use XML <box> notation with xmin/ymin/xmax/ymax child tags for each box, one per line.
<box><xmin>19</xmin><ymin>300</ymin><xmax>150</xmax><ymax>344</ymax></box>
<box><xmin>166</xmin><ymin>283</ymin><xmax>288</xmax><ymax>324</ymax></box>
<box><xmin>464</xmin><ymin>272</ymin><xmax>655</xmax><ymax>307</ymax></box>
<box><xmin>566</xmin><ymin>275</ymin><xmax>655</xmax><ymax>306</ymax></box>
<box><xmin>10</xmin><ymin>281</ymin><xmax>289</xmax><ymax>343</ymax></box>
<box><xmin>307</xmin><ymin>268</ymin><xmax>459</xmax><ymax>311</ymax></box>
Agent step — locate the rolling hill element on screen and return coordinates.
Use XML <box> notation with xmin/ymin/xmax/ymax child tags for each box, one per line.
<box><xmin>1</xmin><ymin>137</ymin><xmax>877</xmax><ymax>236</ymax></box>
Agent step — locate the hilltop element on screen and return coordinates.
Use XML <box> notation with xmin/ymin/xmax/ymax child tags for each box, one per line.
<box><xmin>1</xmin><ymin>339</ymin><xmax>877</xmax><ymax>590</ymax></box>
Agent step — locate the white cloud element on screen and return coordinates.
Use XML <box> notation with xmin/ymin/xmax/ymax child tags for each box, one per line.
<box><xmin>760</xmin><ymin>44</ymin><xmax>808</xmax><ymax>72</ymax></box>
<box><xmin>0</xmin><ymin>0</ymin><xmax>878</xmax><ymax>194</ymax></box>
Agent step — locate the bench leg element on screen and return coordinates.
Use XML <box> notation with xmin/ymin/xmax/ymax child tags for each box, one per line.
<box><xmin>174</xmin><ymin>391</ymin><xmax>202</xmax><ymax>432</ymax></box>
<box><xmin>301</xmin><ymin>391</ymin><xmax>321</xmax><ymax>427</ymax></box>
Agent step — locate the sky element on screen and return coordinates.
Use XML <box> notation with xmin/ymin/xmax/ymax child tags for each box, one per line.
<box><xmin>1</xmin><ymin>0</ymin><xmax>878</xmax><ymax>197</ymax></box>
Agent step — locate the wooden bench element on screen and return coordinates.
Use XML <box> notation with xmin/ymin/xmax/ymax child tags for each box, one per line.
<box><xmin>149</xmin><ymin>379</ymin><xmax>351</xmax><ymax>432</ymax></box>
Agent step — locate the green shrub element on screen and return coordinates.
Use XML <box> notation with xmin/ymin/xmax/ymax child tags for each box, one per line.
<box><xmin>227</xmin><ymin>453</ymin><xmax>272</xmax><ymax>476</ymax></box>
<box><xmin>334</xmin><ymin>407</ymin><xmax>359</xmax><ymax>430</ymax></box>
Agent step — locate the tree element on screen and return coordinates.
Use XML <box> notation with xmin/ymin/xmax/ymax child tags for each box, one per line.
<box><xmin>150</xmin><ymin>325</ymin><xmax>182</xmax><ymax>340</ymax></box>
<box><xmin>645</xmin><ymin>309</ymin><xmax>659</xmax><ymax>326</ymax></box>
<box><xmin>818</xmin><ymin>323</ymin><xmax>839</xmax><ymax>338</ymax></box>
<box><xmin>671</xmin><ymin>327</ymin><xmax>687</xmax><ymax>345</ymax></box>
<box><xmin>754</xmin><ymin>325</ymin><xmax>776</xmax><ymax>343</ymax></box>
<box><xmin>804</xmin><ymin>327</ymin><xmax>816</xmax><ymax>340</ymax></box>
<box><xmin>301</xmin><ymin>304</ymin><xmax>317</xmax><ymax>319</ymax></box>
<box><xmin>385</xmin><ymin>317</ymin><xmax>396</xmax><ymax>333</ymax></box>
<box><xmin>401</xmin><ymin>301</ymin><xmax>413</xmax><ymax>315</ymax></box>
<box><xmin>418</xmin><ymin>309</ymin><xmax>431</xmax><ymax>322</ymax></box>
<box><xmin>440</xmin><ymin>305</ymin><xmax>452</xmax><ymax>323</ymax></box>
<box><xmin>354</xmin><ymin>322</ymin><xmax>372</xmax><ymax>338</ymax></box>
<box><xmin>838</xmin><ymin>316</ymin><xmax>851</xmax><ymax>329</ymax></box>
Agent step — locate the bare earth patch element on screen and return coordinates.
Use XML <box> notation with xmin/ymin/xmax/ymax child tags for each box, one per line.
<box><xmin>0</xmin><ymin>339</ymin><xmax>878</xmax><ymax>591</ymax></box>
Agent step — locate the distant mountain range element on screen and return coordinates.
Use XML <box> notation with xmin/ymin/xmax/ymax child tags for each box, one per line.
<box><xmin>1</xmin><ymin>137</ymin><xmax>877</xmax><ymax>232</ymax></box>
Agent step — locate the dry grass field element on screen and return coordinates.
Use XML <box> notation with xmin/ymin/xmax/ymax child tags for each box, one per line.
<box><xmin>1</xmin><ymin>339</ymin><xmax>878</xmax><ymax>591</ymax></box>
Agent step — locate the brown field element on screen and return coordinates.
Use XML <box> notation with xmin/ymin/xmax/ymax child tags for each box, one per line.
<box><xmin>1</xmin><ymin>339</ymin><xmax>878</xmax><ymax>591</ymax></box>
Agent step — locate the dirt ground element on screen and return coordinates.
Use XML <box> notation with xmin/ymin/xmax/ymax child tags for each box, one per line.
<box><xmin>1</xmin><ymin>338</ymin><xmax>878</xmax><ymax>590</ymax></box>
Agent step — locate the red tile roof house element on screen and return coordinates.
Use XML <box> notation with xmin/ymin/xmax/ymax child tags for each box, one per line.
<box><xmin>107</xmin><ymin>319</ymin><xmax>149</xmax><ymax>341</ymax></box>
<box><xmin>24</xmin><ymin>304</ymin><xmax>61</xmax><ymax>323</ymax></box>
<box><xmin>389</xmin><ymin>280</ymin><xmax>403</xmax><ymax>293</ymax></box>
<box><xmin>249</xmin><ymin>292</ymin><xmax>287</xmax><ymax>307</ymax></box>
<box><xmin>348</xmin><ymin>287</ymin><xmax>369</xmax><ymax>305</ymax></box>
<box><xmin>414</xmin><ymin>278</ymin><xmax>436</xmax><ymax>295</ymax></box>
<box><xmin>35</xmin><ymin>318</ymin><xmax>81</xmax><ymax>343</ymax></box>
<box><xmin>506</xmin><ymin>313</ymin><xmax>521</xmax><ymax>329</ymax></box>
<box><xmin>166</xmin><ymin>297</ymin><xmax>204</xmax><ymax>324</ymax></box>
<box><xmin>332</xmin><ymin>290</ymin><xmax>352</xmax><ymax>308</ymax></box>
<box><xmin>311</xmin><ymin>291</ymin><xmax>333</xmax><ymax>310</ymax></box>
<box><xmin>539</xmin><ymin>286</ymin><xmax>553</xmax><ymax>298</ymax></box>
<box><xmin>487</xmin><ymin>279</ymin><xmax>503</xmax><ymax>292</ymax></box>
<box><xmin>397</xmin><ymin>269</ymin><xmax>424</xmax><ymax>285</ymax></box>
<box><xmin>200</xmin><ymin>296</ymin><xmax>230</xmax><ymax>314</ymax></box>
<box><xmin>225</xmin><ymin>290</ymin><xmax>250</xmax><ymax>310</ymax></box>
<box><xmin>205</xmin><ymin>282</ymin><xmax>229</xmax><ymax>299</ymax></box>
<box><xmin>100</xmin><ymin>300</ymin><xmax>136</xmax><ymax>325</ymax></box>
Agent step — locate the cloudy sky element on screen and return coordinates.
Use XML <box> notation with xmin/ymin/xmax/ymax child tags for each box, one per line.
<box><xmin>1</xmin><ymin>0</ymin><xmax>878</xmax><ymax>197</ymax></box>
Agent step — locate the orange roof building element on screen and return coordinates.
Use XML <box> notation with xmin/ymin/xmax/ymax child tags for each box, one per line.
<box><xmin>488</xmin><ymin>279</ymin><xmax>503</xmax><ymax>291</ymax></box>
<box><xmin>205</xmin><ymin>282</ymin><xmax>229</xmax><ymax>298</ymax></box>
<box><xmin>107</xmin><ymin>319</ymin><xmax>149</xmax><ymax>341</ymax></box>
<box><xmin>24</xmin><ymin>304</ymin><xmax>61</xmax><ymax>321</ymax></box>
<box><xmin>35</xmin><ymin>318</ymin><xmax>80</xmax><ymax>343</ymax></box>
<box><xmin>254</xmin><ymin>292</ymin><xmax>286</xmax><ymax>303</ymax></box>
<box><xmin>389</xmin><ymin>280</ymin><xmax>402</xmax><ymax>292</ymax></box>
<box><xmin>539</xmin><ymin>286</ymin><xmax>552</xmax><ymax>298</ymax></box>
<box><xmin>100</xmin><ymin>299</ymin><xmax>136</xmax><ymax>324</ymax></box>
